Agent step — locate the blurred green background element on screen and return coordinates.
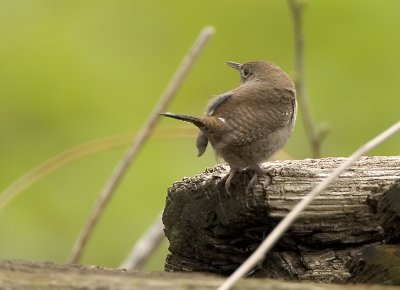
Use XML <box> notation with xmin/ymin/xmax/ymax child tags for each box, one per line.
<box><xmin>0</xmin><ymin>0</ymin><xmax>399</xmax><ymax>270</ymax></box>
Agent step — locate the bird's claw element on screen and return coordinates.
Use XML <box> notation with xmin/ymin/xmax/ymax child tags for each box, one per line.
<box><xmin>246</xmin><ymin>168</ymin><xmax>273</xmax><ymax>194</ymax></box>
<box><xmin>224</xmin><ymin>168</ymin><xmax>237</xmax><ymax>196</ymax></box>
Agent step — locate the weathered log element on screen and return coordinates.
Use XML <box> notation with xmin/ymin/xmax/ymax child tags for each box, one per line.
<box><xmin>0</xmin><ymin>259</ymin><xmax>399</xmax><ymax>290</ymax></box>
<box><xmin>162</xmin><ymin>156</ymin><xmax>400</xmax><ymax>283</ymax></box>
<box><xmin>344</xmin><ymin>182</ymin><xmax>400</xmax><ymax>284</ymax></box>
<box><xmin>347</xmin><ymin>244</ymin><xmax>400</xmax><ymax>284</ymax></box>
<box><xmin>377</xmin><ymin>180</ymin><xmax>400</xmax><ymax>243</ymax></box>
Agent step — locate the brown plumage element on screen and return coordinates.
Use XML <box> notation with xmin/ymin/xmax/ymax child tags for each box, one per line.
<box><xmin>161</xmin><ymin>60</ymin><xmax>297</xmax><ymax>194</ymax></box>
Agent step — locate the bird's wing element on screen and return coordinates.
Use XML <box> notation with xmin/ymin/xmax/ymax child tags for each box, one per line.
<box><xmin>214</xmin><ymin>87</ymin><xmax>296</xmax><ymax>146</ymax></box>
<box><xmin>192</xmin><ymin>91</ymin><xmax>234</xmax><ymax>156</ymax></box>
<box><xmin>206</xmin><ymin>91</ymin><xmax>234</xmax><ymax>116</ymax></box>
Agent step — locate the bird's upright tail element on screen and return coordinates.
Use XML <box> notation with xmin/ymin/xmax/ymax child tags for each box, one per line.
<box><xmin>160</xmin><ymin>112</ymin><xmax>205</xmax><ymax>130</ymax></box>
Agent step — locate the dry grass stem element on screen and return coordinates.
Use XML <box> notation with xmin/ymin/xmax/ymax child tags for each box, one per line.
<box><xmin>0</xmin><ymin>128</ymin><xmax>197</xmax><ymax>210</ymax></box>
<box><xmin>120</xmin><ymin>212</ymin><xmax>164</xmax><ymax>270</ymax></box>
<box><xmin>67</xmin><ymin>26</ymin><xmax>216</xmax><ymax>264</ymax></box>
<box><xmin>288</xmin><ymin>0</ymin><xmax>324</xmax><ymax>157</ymax></box>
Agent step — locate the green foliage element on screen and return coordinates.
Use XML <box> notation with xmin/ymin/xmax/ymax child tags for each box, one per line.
<box><xmin>0</xmin><ymin>0</ymin><xmax>399</xmax><ymax>270</ymax></box>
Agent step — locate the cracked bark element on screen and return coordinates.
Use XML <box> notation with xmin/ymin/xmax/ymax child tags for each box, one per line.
<box><xmin>162</xmin><ymin>156</ymin><xmax>400</xmax><ymax>284</ymax></box>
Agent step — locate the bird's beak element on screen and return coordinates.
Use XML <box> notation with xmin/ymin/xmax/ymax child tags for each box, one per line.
<box><xmin>225</xmin><ymin>61</ymin><xmax>241</xmax><ymax>71</ymax></box>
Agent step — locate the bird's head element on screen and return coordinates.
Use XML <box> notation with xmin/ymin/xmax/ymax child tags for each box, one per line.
<box><xmin>225</xmin><ymin>60</ymin><xmax>289</xmax><ymax>85</ymax></box>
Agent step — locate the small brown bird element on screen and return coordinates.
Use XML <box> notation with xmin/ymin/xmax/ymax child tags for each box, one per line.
<box><xmin>161</xmin><ymin>60</ymin><xmax>296</xmax><ymax>194</ymax></box>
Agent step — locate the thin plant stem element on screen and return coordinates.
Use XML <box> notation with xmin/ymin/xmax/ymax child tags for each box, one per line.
<box><xmin>0</xmin><ymin>134</ymin><xmax>132</xmax><ymax>210</ymax></box>
<box><xmin>0</xmin><ymin>127</ymin><xmax>196</xmax><ymax>210</ymax></box>
<box><xmin>67</xmin><ymin>26</ymin><xmax>216</xmax><ymax>264</ymax></box>
<box><xmin>217</xmin><ymin>120</ymin><xmax>400</xmax><ymax>290</ymax></box>
<box><xmin>120</xmin><ymin>212</ymin><xmax>164</xmax><ymax>270</ymax></box>
<box><xmin>288</xmin><ymin>0</ymin><xmax>322</xmax><ymax>158</ymax></box>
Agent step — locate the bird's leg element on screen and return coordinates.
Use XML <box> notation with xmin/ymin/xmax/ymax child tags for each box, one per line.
<box><xmin>246</xmin><ymin>173</ymin><xmax>258</xmax><ymax>194</ymax></box>
<box><xmin>224</xmin><ymin>168</ymin><xmax>238</xmax><ymax>196</ymax></box>
<box><xmin>246</xmin><ymin>164</ymin><xmax>273</xmax><ymax>194</ymax></box>
<box><xmin>261</xmin><ymin>166</ymin><xmax>273</xmax><ymax>190</ymax></box>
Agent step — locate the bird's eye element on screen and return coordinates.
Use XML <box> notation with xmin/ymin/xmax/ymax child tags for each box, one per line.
<box><xmin>241</xmin><ymin>68</ymin><xmax>250</xmax><ymax>78</ymax></box>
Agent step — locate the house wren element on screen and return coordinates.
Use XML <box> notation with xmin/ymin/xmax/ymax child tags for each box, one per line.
<box><xmin>161</xmin><ymin>60</ymin><xmax>297</xmax><ymax>193</ymax></box>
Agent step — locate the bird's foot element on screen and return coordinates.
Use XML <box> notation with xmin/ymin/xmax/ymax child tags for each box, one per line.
<box><xmin>262</xmin><ymin>172</ymin><xmax>273</xmax><ymax>190</ymax></box>
<box><xmin>246</xmin><ymin>166</ymin><xmax>273</xmax><ymax>194</ymax></box>
<box><xmin>245</xmin><ymin>172</ymin><xmax>258</xmax><ymax>194</ymax></box>
<box><xmin>224</xmin><ymin>168</ymin><xmax>238</xmax><ymax>196</ymax></box>
<box><xmin>224</xmin><ymin>180</ymin><xmax>232</xmax><ymax>196</ymax></box>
